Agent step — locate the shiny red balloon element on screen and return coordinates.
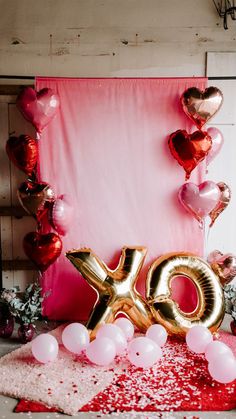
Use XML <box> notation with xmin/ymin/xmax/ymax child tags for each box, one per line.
<box><xmin>6</xmin><ymin>135</ymin><xmax>38</xmax><ymax>176</ymax></box>
<box><xmin>168</xmin><ymin>129</ymin><xmax>212</xmax><ymax>180</ymax></box>
<box><xmin>23</xmin><ymin>232</ymin><xmax>62</xmax><ymax>272</ymax></box>
<box><xmin>16</xmin><ymin>87</ymin><xmax>60</xmax><ymax>133</ymax></box>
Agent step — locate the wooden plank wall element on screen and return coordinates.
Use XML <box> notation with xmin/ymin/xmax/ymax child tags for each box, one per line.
<box><xmin>0</xmin><ymin>0</ymin><xmax>236</xmax><ymax>78</ymax></box>
<box><xmin>0</xmin><ymin>93</ymin><xmax>37</xmax><ymax>291</ymax></box>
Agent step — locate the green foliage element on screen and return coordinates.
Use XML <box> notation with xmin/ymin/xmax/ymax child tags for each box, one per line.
<box><xmin>0</xmin><ymin>282</ymin><xmax>47</xmax><ymax>324</ymax></box>
<box><xmin>224</xmin><ymin>284</ymin><xmax>236</xmax><ymax>321</ymax></box>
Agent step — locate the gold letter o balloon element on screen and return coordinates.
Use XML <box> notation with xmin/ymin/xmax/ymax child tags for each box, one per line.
<box><xmin>146</xmin><ymin>252</ymin><xmax>225</xmax><ymax>337</ymax></box>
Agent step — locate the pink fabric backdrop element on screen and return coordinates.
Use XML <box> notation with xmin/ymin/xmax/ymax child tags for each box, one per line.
<box><xmin>36</xmin><ymin>77</ymin><xmax>206</xmax><ymax>321</ymax></box>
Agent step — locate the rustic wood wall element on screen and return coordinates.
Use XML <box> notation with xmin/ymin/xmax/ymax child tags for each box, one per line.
<box><xmin>0</xmin><ymin>0</ymin><xmax>236</xmax><ymax>78</ymax></box>
<box><xmin>0</xmin><ymin>1</ymin><xmax>236</xmax><ymax>291</ymax></box>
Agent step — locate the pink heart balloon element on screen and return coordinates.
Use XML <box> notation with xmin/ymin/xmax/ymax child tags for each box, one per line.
<box><xmin>206</xmin><ymin>128</ymin><xmax>224</xmax><ymax>166</ymax></box>
<box><xmin>178</xmin><ymin>181</ymin><xmax>221</xmax><ymax>224</ymax></box>
<box><xmin>48</xmin><ymin>194</ymin><xmax>74</xmax><ymax>236</ymax></box>
<box><xmin>208</xmin><ymin>250</ymin><xmax>236</xmax><ymax>286</ymax></box>
<box><xmin>16</xmin><ymin>87</ymin><xmax>60</xmax><ymax>133</ymax></box>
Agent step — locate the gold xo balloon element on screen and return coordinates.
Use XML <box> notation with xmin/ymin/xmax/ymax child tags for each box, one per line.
<box><xmin>146</xmin><ymin>252</ymin><xmax>225</xmax><ymax>337</ymax></box>
<box><xmin>66</xmin><ymin>246</ymin><xmax>154</xmax><ymax>338</ymax></box>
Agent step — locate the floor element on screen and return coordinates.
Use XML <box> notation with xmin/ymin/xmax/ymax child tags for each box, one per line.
<box><xmin>0</xmin><ymin>317</ymin><xmax>235</xmax><ymax>419</ymax></box>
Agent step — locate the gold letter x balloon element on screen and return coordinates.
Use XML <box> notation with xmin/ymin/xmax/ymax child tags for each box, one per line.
<box><xmin>66</xmin><ymin>246</ymin><xmax>154</xmax><ymax>338</ymax></box>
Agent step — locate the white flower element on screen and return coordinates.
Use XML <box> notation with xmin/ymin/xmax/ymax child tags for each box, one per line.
<box><xmin>1</xmin><ymin>289</ymin><xmax>16</xmax><ymax>302</ymax></box>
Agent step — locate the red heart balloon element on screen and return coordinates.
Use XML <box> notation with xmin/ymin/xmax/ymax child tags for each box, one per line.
<box><xmin>6</xmin><ymin>135</ymin><xmax>38</xmax><ymax>176</ymax></box>
<box><xmin>168</xmin><ymin>129</ymin><xmax>212</xmax><ymax>180</ymax></box>
<box><xmin>16</xmin><ymin>87</ymin><xmax>60</xmax><ymax>133</ymax></box>
<box><xmin>23</xmin><ymin>232</ymin><xmax>62</xmax><ymax>272</ymax></box>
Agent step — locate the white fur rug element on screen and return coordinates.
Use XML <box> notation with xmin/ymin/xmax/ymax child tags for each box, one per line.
<box><xmin>0</xmin><ymin>325</ymin><xmax>114</xmax><ymax>415</ymax></box>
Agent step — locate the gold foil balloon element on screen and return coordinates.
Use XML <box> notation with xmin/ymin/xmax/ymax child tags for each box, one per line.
<box><xmin>181</xmin><ymin>86</ymin><xmax>223</xmax><ymax>129</ymax></box>
<box><xmin>146</xmin><ymin>252</ymin><xmax>225</xmax><ymax>337</ymax></box>
<box><xmin>208</xmin><ymin>250</ymin><xmax>236</xmax><ymax>286</ymax></box>
<box><xmin>209</xmin><ymin>182</ymin><xmax>231</xmax><ymax>227</ymax></box>
<box><xmin>66</xmin><ymin>246</ymin><xmax>154</xmax><ymax>338</ymax></box>
<box><xmin>17</xmin><ymin>180</ymin><xmax>55</xmax><ymax>221</ymax></box>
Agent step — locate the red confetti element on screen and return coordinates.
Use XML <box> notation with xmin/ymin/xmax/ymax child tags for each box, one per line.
<box><xmin>15</xmin><ymin>333</ymin><xmax>236</xmax><ymax>414</ymax></box>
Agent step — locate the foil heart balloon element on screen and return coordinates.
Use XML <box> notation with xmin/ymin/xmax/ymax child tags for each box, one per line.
<box><xmin>168</xmin><ymin>129</ymin><xmax>212</xmax><ymax>180</ymax></box>
<box><xmin>178</xmin><ymin>181</ymin><xmax>221</xmax><ymax>225</ymax></box>
<box><xmin>208</xmin><ymin>250</ymin><xmax>236</xmax><ymax>286</ymax></box>
<box><xmin>48</xmin><ymin>195</ymin><xmax>74</xmax><ymax>236</ymax></box>
<box><xmin>209</xmin><ymin>182</ymin><xmax>231</xmax><ymax>227</ymax></box>
<box><xmin>181</xmin><ymin>86</ymin><xmax>223</xmax><ymax>129</ymax></box>
<box><xmin>23</xmin><ymin>232</ymin><xmax>62</xmax><ymax>272</ymax></box>
<box><xmin>16</xmin><ymin>87</ymin><xmax>60</xmax><ymax>133</ymax></box>
<box><xmin>6</xmin><ymin>135</ymin><xmax>38</xmax><ymax>176</ymax></box>
<box><xmin>17</xmin><ymin>181</ymin><xmax>55</xmax><ymax>220</ymax></box>
<box><xmin>206</xmin><ymin>128</ymin><xmax>224</xmax><ymax>166</ymax></box>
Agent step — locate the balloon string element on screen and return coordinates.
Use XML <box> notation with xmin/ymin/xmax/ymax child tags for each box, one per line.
<box><xmin>203</xmin><ymin>217</ymin><xmax>211</xmax><ymax>260</ymax></box>
<box><xmin>36</xmin><ymin>132</ymin><xmax>41</xmax><ymax>141</ymax></box>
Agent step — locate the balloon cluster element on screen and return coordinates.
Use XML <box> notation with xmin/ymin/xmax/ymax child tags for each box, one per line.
<box><xmin>32</xmin><ymin>320</ymin><xmax>167</xmax><ymax>369</ymax></box>
<box><xmin>186</xmin><ymin>325</ymin><xmax>236</xmax><ymax>384</ymax></box>
<box><xmin>32</xmin><ymin>321</ymin><xmax>236</xmax><ymax>384</ymax></box>
<box><xmin>168</xmin><ymin>86</ymin><xmax>231</xmax><ymax>228</ymax></box>
<box><xmin>169</xmin><ymin>87</ymin><xmax>223</xmax><ymax>180</ymax></box>
<box><xmin>6</xmin><ymin>87</ymin><xmax>73</xmax><ymax>273</ymax></box>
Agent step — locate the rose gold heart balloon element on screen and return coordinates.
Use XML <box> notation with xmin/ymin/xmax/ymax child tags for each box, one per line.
<box><xmin>178</xmin><ymin>181</ymin><xmax>221</xmax><ymax>225</ymax></box>
<box><xmin>23</xmin><ymin>232</ymin><xmax>62</xmax><ymax>272</ymax></box>
<box><xmin>16</xmin><ymin>87</ymin><xmax>60</xmax><ymax>133</ymax></box>
<box><xmin>17</xmin><ymin>181</ymin><xmax>55</xmax><ymax>221</ymax></box>
<box><xmin>181</xmin><ymin>86</ymin><xmax>223</xmax><ymax>129</ymax></box>
<box><xmin>209</xmin><ymin>182</ymin><xmax>231</xmax><ymax>227</ymax></box>
<box><xmin>208</xmin><ymin>250</ymin><xmax>236</xmax><ymax>286</ymax></box>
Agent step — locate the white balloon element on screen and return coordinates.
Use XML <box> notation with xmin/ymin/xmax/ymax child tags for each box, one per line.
<box><xmin>62</xmin><ymin>323</ymin><xmax>89</xmax><ymax>354</ymax></box>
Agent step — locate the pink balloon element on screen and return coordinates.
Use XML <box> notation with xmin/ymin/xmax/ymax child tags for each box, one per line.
<box><xmin>206</xmin><ymin>128</ymin><xmax>224</xmax><ymax>166</ymax></box>
<box><xmin>86</xmin><ymin>337</ymin><xmax>116</xmax><ymax>366</ymax></box>
<box><xmin>146</xmin><ymin>324</ymin><xmax>167</xmax><ymax>347</ymax></box>
<box><xmin>178</xmin><ymin>181</ymin><xmax>221</xmax><ymax>223</ymax></box>
<box><xmin>208</xmin><ymin>354</ymin><xmax>236</xmax><ymax>384</ymax></box>
<box><xmin>127</xmin><ymin>337</ymin><xmax>162</xmax><ymax>368</ymax></box>
<box><xmin>49</xmin><ymin>194</ymin><xmax>74</xmax><ymax>236</ymax></box>
<box><xmin>32</xmin><ymin>334</ymin><xmax>58</xmax><ymax>363</ymax></box>
<box><xmin>114</xmin><ymin>317</ymin><xmax>134</xmax><ymax>341</ymax></box>
<box><xmin>186</xmin><ymin>325</ymin><xmax>213</xmax><ymax>354</ymax></box>
<box><xmin>96</xmin><ymin>324</ymin><xmax>127</xmax><ymax>355</ymax></box>
<box><xmin>205</xmin><ymin>340</ymin><xmax>234</xmax><ymax>363</ymax></box>
<box><xmin>16</xmin><ymin>87</ymin><xmax>60</xmax><ymax>133</ymax></box>
<box><xmin>207</xmin><ymin>250</ymin><xmax>223</xmax><ymax>265</ymax></box>
<box><xmin>62</xmin><ymin>323</ymin><xmax>89</xmax><ymax>354</ymax></box>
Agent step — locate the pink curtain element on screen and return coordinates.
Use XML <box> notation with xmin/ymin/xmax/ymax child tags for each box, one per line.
<box><xmin>36</xmin><ymin>77</ymin><xmax>206</xmax><ymax>321</ymax></box>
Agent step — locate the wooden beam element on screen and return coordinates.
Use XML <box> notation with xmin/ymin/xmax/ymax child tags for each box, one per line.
<box><xmin>0</xmin><ymin>84</ymin><xmax>34</xmax><ymax>96</ymax></box>
<box><xmin>2</xmin><ymin>260</ymin><xmax>36</xmax><ymax>271</ymax></box>
<box><xmin>0</xmin><ymin>206</ymin><xmax>29</xmax><ymax>217</ymax></box>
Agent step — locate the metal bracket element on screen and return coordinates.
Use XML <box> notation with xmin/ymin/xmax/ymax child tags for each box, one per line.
<box><xmin>213</xmin><ymin>0</ymin><xmax>236</xmax><ymax>29</ymax></box>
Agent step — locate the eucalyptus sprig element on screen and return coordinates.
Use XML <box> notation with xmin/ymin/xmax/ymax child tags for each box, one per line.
<box><xmin>0</xmin><ymin>282</ymin><xmax>48</xmax><ymax>325</ymax></box>
<box><xmin>224</xmin><ymin>283</ymin><xmax>236</xmax><ymax>322</ymax></box>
